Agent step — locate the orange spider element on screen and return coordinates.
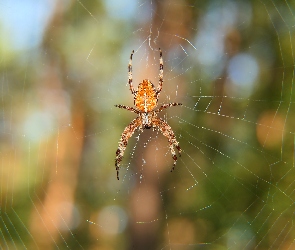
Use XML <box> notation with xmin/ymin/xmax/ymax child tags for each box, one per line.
<box><xmin>115</xmin><ymin>49</ymin><xmax>182</xmax><ymax>180</ymax></box>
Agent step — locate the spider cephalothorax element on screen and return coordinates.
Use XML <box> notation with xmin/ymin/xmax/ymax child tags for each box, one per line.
<box><xmin>115</xmin><ymin>49</ymin><xmax>182</xmax><ymax>180</ymax></box>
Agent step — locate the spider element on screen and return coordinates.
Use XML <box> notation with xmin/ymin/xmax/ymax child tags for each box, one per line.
<box><xmin>115</xmin><ymin>48</ymin><xmax>182</xmax><ymax>180</ymax></box>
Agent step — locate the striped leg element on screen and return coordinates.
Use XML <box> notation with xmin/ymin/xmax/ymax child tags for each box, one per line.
<box><xmin>156</xmin><ymin>103</ymin><xmax>182</xmax><ymax>113</ymax></box>
<box><xmin>156</xmin><ymin>48</ymin><xmax>163</xmax><ymax>95</ymax></box>
<box><xmin>115</xmin><ymin>117</ymin><xmax>141</xmax><ymax>180</ymax></box>
<box><xmin>152</xmin><ymin>117</ymin><xmax>181</xmax><ymax>172</ymax></box>
<box><xmin>115</xmin><ymin>104</ymin><xmax>139</xmax><ymax>114</ymax></box>
<box><xmin>128</xmin><ymin>50</ymin><xmax>136</xmax><ymax>95</ymax></box>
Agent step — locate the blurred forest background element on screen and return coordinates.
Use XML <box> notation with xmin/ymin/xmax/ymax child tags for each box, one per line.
<box><xmin>0</xmin><ymin>0</ymin><xmax>295</xmax><ymax>249</ymax></box>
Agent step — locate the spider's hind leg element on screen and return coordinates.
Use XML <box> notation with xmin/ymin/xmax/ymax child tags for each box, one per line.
<box><xmin>156</xmin><ymin>48</ymin><xmax>164</xmax><ymax>95</ymax></box>
<box><xmin>128</xmin><ymin>50</ymin><xmax>136</xmax><ymax>96</ymax></box>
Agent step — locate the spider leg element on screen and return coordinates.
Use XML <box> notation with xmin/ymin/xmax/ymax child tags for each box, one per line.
<box><xmin>155</xmin><ymin>102</ymin><xmax>182</xmax><ymax>113</ymax></box>
<box><xmin>152</xmin><ymin>117</ymin><xmax>182</xmax><ymax>172</ymax></box>
<box><xmin>115</xmin><ymin>117</ymin><xmax>141</xmax><ymax>180</ymax></box>
<box><xmin>156</xmin><ymin>48</ymin><xmax>163</xmax><ymax>96</ymax></box>
<box><xmin>128</xmin><ymin>50</ymin><xmax>136</xmax><ymax>95</ymax></box>
<box><xmin>115</xmin><ymin>104</ymin><xmax>139</xmax><ymax>114</ymax></box>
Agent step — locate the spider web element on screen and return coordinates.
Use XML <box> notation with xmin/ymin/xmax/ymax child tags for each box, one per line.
<box><xmin>0</xmin><ymin>0</ymin><xmax>295</xmax><ymax>249</ymax></box>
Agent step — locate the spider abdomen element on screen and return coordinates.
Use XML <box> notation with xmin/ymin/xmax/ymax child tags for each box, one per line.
<box><xmin>135</xmin><ymin>79</ymin><xmax>158</xmax><ymax>112</ymax></box>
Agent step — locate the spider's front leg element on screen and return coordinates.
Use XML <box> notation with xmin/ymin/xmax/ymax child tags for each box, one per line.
<box><xmin>152</xmin><ymin>117</ymin><xmax>182</xmax><ymax>172</ymax></box>
<box><xmin>115</xmin><ymin>117</ymin><xmax>141</xmax><ymax>180</ymax></box>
